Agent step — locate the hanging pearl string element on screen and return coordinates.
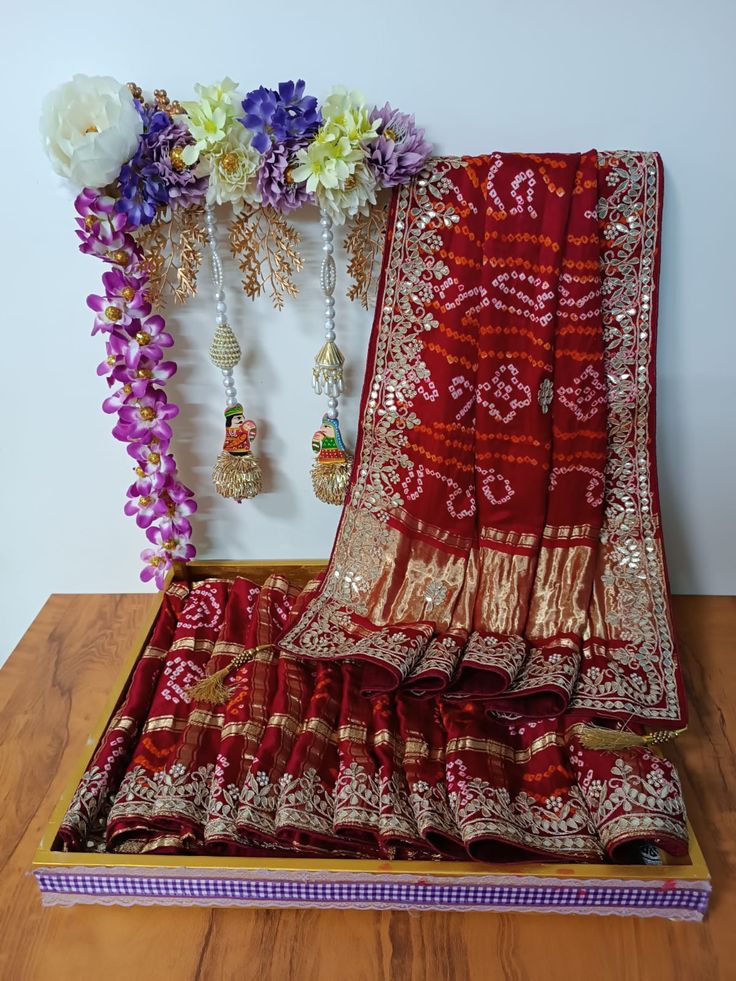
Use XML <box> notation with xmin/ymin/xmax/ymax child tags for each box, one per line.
<box><xmin>315</xmin><ymin>208</ymin><xmax>341</xmax><ymax>420</ymax></box>
<box><xmin>204</xmin><ymin>204</ymin><xmax>239</xmax><ymax>408</ymax></box>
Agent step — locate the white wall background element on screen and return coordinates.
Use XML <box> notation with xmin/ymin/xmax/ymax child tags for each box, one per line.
<box><xmin>1</xmin><ymin>0</ymin><xmax>734</xmax><ymax>664</ymax></box>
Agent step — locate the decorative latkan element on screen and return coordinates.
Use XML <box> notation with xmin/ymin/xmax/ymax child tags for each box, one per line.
<box><xmin>311</xmin><ymin>209</ymin><xmax>353</xmax><ymax>504</ymax></box>
<box><xmin>205</xmin><ymin>205</ymin><xmax>262</xmax><ymax>501</ymax></box>
<box><xmin>41</xmin><ymin>73</ymin><xmax>433</xmax><ymax>583</ymax></box>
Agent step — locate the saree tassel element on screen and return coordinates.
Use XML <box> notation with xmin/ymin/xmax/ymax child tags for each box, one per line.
<box><xmin>212</xmin><ymin>447</ymin><xmax>262</xmax><ymax>502</ymax></box>
<box><xmin>312</xmin><ymin>340</ymin><xmax>345</xmax><ymax>396</ymax></box>
<box><xmin>578</xmin><ymin>725</ymin><xmax>687</xmax><ymax>750</ymax></box>
<box><xmin>186</xmin><ymin>645</ymin><xmax>273</xmax><ymax>704</ymax></box>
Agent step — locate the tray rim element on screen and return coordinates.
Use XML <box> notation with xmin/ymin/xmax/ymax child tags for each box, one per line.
<box><xmin>33</xmin><ymin>559</ymin><xmax>710</xmax><ymax>886</ymax></box>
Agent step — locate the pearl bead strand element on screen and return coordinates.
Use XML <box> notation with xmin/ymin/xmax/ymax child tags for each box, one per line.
<box><xmin>205</xmin><ymin>204</ymin><xmax>240</xmax><ymax>408</ymax></box>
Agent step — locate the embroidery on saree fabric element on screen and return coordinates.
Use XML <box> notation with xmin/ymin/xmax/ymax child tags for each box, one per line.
<box><xmin>56</xmin><ymin>153</ymin><xmax>689</xmax><ymax>863</ymax></box>
<box><xmin>58</xmin><ymin>576</ymin><xmax>689</xmax><ymax>861</ymax></box>
<box><xmin>280</xmin><ymin>152</ymin><xmax>685</xmax><ymax>728</ymax></box>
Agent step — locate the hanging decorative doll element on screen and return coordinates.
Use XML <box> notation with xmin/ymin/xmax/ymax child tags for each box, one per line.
<box><xmin>310</xmin><ymin>412</ymin><xmax>352</xmax><ymax>505</ymax></box>
<box><xmin>212</xmin><ymin>402</ymin><xmax>262</xmax><ymax>500</ymax></box>
<box><xmin>222</xmin><ymin>403</ymin><xmax>257</xmax><ymax>455</ymax></box>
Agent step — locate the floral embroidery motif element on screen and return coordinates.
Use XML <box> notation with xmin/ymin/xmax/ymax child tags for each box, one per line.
<box><xmin>457</xmin><ymin>633</ymin><xmax>527</xmax><ymax>680</ymax></box>
<box><xmin>423</xmin><ymin>581</ymin><xmax>448</xmax><ymax>613</ymax></box>
<box><xmin>445</xmin><ymin>758</ymin><xmax>604</xmax><ymax>858</ymax></box>
<box><xmin>572</xmin><ymin>152</ymin><xmax>682</xmax><ymax>721</ymax></box>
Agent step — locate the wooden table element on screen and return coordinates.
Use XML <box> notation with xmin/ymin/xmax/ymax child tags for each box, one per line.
<box><xmin>0</xmin><ymin>595</ymin><xmax>734</xmax><ymax>980</ymax></box>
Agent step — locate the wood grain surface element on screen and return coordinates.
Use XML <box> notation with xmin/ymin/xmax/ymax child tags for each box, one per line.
<box><xmin>0</xmin><ymin>594</ymin><xmax>734</xmax><ymax>981</ymax></box>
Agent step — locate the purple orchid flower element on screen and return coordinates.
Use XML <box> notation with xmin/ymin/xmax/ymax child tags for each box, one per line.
<box><xmin>101</xmin><ymin>381</ymin><xmax>140</xmax><ymax>415</ymax></box>
<box><xmin>87</xmin><ymin>293</ymin><xmax>136</xmax><ymax>334</ymax></box>
<box><xmin>145</xmin><ymin>521</ymin><xmax>196</xmax><ymax>560</ymax></box>
<box><xmin>114</xmin><ymin>392</ymin><xmax>179</xmax><ymax>444</ymax></box>
<box><xmin>75</xmin><ymin>190</ymin><xmax>129</xmax><ymax>248</ymax></box>
<box><xmin>240</xmin><ymin>80</ymin><xmax>321</xmax><ymax>154</ymax></box>
<box><xmin>101</xmin><ymin>268</ymin><xmax>150</xmax><ymax>311</ymax></box>
<box><xmin>123</xmin><ymin>314</ymin><xmax>173</xmax><ymax>368</ymax></box>
<box><xmin>127</xmin><ymin>441</ymin><xmax>177</xmax><ymax>477</ymax></box>
<box><xmin>97</xmin><ymin>330</ymin><xmax>130</xmax><ymax>381</ymax></box>
<box><xmin>140</xmin><ymin>546</ymin><xmax>173</xmax><ymax>587</ymax></box>
<box><xmin>124</xmin><ymin>472</ymin><xmax>169</xmax><ymax>528</ymax></box>
<box><xmin>110</xmin><ymin>359</ymin><xmax>177</xmax><ymax>397</ymax></box>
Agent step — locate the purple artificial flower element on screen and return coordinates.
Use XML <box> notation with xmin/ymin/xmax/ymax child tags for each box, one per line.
<box><xmin>240</xmin><ymin>80</ymin><xmax>321</xmax><ymax>154</ymax></box>
<box><xmin>164</xmin><ymin>478</ymin><xmax>197</xmax><ymax>510</ymax></box>
<box><xmin>146</xmin><ymin>518</ymin><xmax>194</xmax><ymax>561</ymax></box>
<box><xmin>75</xmin><ymin>190</ymin><xmax>128</xmax><ymax>245</ymax></box>
<box><xmin>75</xmin><ymin>189</ymin><xmax>132</xmax><ymax>259</ymax></box>
<box><xmin>114</xmin><ymin>392</ymin><xmax>179</xmax><ymax>443</ymax></box>
<box><xmin>139</xmin><ymin>546</ymin><xmax>173</xmax><ymax>587</ymax></box>
<box><xmin>87</xmin><ymin>295</ymin><xmax>130</xmax><ymax>334</ymax></box>
<box><xmin>121</xmin><ymin>314</ymin><xmax>173</xmax><ymax>368</ymax></box>
<box><xmin>145</xmin><ymin>520</ymin><xmax>196</xmax><ymax>560</ymax></box>
<box><xmin>101</xmin><ymin>383</ymin><xmax>138</xmax><ymax>414</ymax></box>
<box><xmin>366</xmin><ymin>104</ymin><xmax>432</xmax><ymax>187</ymax></box>
<box><xmin>115</xmin><ymin>105</ymin><xmax>172</xmax><ymax>227</ymax></box>
<box><xmin>110</xmin><ymin>359</ymin><xmax>177</xmax><ymax>396</ymax></box>
<box><xmin>115</xmin><ymin>103</ymin><xmax>207</xmax><ymax>226</ymax></box>
<box><xmin>124</xmin><ymin>472</ymin><xmax>169</xmax><ymax>528</ymax></box>
<box><xmin>89</xmin><ymin>270</ymin><xmax>154</xmax><ymax>345</ymax></box>
<box><xmin>127</xmin><ymin>441</ymin><xmax>177</xmax><ymax>478</ymax></box>
<box><xmin>117</xmin><ymin>157</ymin><xmax>169</xmax><ymax>227</ymax></box>
<box><xmin>101</xmin><ymin>267</ymin><xmax>150</xmax><ymax>311</ymax></box>
<box><xmin>147</xmin><ymin>119</ymin><xmax>208</xmax><ymax>210</ymax></box>
<box><xmin>256</xmin><ymin>141</ymin><xmax>314</xmax><ymax>213</ymax></box>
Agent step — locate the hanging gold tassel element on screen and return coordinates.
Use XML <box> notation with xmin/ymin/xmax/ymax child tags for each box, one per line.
<box><xmin>578</xmin><ymin>725</ymin><xmax>687</xmax><ymax>750</ymax></box>
<box><xmin>311</xmin><ymin>450</ymin><xmax>354</xmax><ymax>505</ymax></box>
<box><xmin>212</xmin><ymin>452</ymin><xmax>262</xmax><ymax>501</ymax></box>
<box><xmin>186</xmin><ymin>644</ymin><xmax>273</xmax><ymax>704</ymax></box>
<box><xmin>312</xmin><ymin>340</ymin><xmax>345</xmax><ymax>396</ymax></box>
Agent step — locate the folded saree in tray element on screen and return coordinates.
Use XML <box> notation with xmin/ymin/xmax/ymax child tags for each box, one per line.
<box><xmin>55</xmin><ymin>150</ymin><xmax>690</xmax><ymax>865</ymax></box>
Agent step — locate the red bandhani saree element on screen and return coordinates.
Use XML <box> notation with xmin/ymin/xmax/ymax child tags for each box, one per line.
<box><xmin>58</xmin><ymin>151</ymin><xmax>689</xmax><ymax>862</ymax></box>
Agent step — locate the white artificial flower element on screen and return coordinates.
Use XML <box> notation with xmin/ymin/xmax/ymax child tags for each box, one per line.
<box><xmin>41</xmin><ymin>74</ymin><xmax>143</xmax><ymax>188</ymax></box>
<box><xmin>199</xmin><ymin>127</ymin><xmax>261</xmax><ymax>211</ymax></box>
<box><xmin>316</xmin><ymin>160</ymin><xmax>377</xmax><ymax>226</ymax></box>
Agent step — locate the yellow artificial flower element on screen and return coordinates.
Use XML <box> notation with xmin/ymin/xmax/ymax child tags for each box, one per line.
<box><xmin>321</xmin><ymin>87</ymin><xmax>380</xmax><ymax>146</ymax></box>
<box><xmin>291</xmin><ymin>135</ymin><xmax>363</xmax><ymax>193</ymax></box>
<box><xmin>178</xmin><ymin>77</ymin><xmax>242</xmax><ymax>166</ymax></box>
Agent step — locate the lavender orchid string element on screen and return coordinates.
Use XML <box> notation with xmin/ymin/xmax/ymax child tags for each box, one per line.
<box><xmin>77</xmin><ymin>190</ymin><xmax>196</xmax><ymax>588</ymax></box>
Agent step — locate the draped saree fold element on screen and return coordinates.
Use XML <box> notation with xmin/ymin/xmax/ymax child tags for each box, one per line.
<box><xmin>57</xmin><ymin>151</ymin><xmax>689</xmax><ymax>862</ymax></box>
<box><xmin>280</xmin><ymin>150</ymin><xmax>686</xmax><ymax>728</ymax></box>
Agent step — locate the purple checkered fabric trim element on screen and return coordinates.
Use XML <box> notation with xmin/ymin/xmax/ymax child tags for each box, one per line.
<box><xmin>35</xmin><ymin>872</ymin><xmax>709</xmax><ymax>914</ymax></box>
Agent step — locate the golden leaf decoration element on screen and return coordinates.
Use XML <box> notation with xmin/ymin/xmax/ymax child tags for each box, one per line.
<box><xmin>135</xmin><ymin>205</ymin><xmax>207</xmax><ymax>307</ymax></box>
<box><xmin>344</xmin><ymin>199</ymin><xmax>389</xmax><ymax>309</ymax></box>
<box><xmin>229</xmin><ymin>205</ymin><xmax>303</xmax><ymax>310</ymax></box>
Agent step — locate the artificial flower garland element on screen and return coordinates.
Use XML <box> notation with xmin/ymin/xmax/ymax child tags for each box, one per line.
<box><xmin>42</xmin><ymin>74</ymin><xmax>432</xmax><ymax>587</ymax></box>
